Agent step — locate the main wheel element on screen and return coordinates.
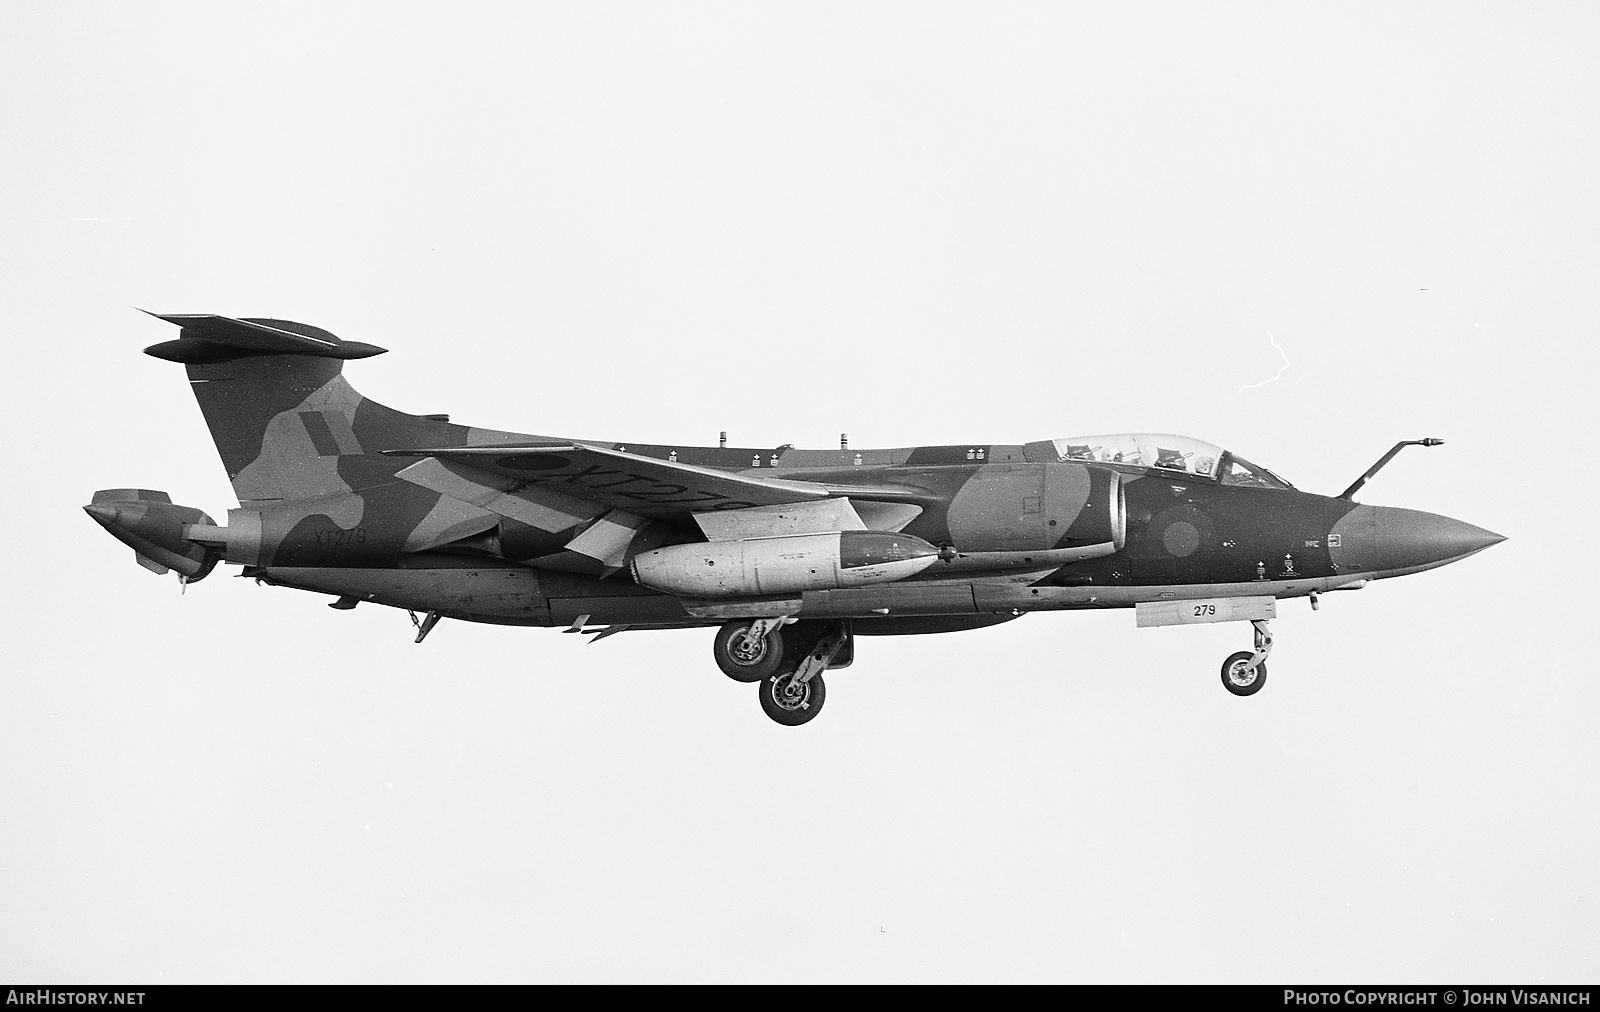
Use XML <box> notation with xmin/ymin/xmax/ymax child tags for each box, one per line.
<box><xmin>759</xmin><ymin>672</ymin><xmax>826</xmax><ymax>726</ymax></box>
<box><xmin>1220</xmin><ymin>651</ymin><xmax>1267</xmax><ymax>696</ymax></box>
<box><xmin>714</xmin><ymin>620</ymin><xmax>785</xmax><ymax>682</ymax></box>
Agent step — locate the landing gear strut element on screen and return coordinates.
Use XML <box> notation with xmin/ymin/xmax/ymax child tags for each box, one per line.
<box><xmin>409</xmin><ymin>609</ymin><xmax>441</xmax><ymax>644</ymax></box>
<box><xmin>758</xmin><ymin>621</ymin><xmax>849</xmax><ymax>726</ymax></box>
<box><xmin>1220</xmin><ymin>619</ymin><xmax>1273</xmax><ymax>696</ymax></box>
<box><xmin>713</xmin><ymin>617</ymin><xmax>790</xmax><ymax>682</ymax></box>
<box><xmin>714</xmin><ymin>618</ymin><xmax>850</xmax><ymax>724</ymax></box>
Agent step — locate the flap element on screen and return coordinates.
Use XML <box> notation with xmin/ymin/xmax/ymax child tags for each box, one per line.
<box><xmin>394</xmin><ymin>456</ymin><xmax>606</xmax><ymax>533</ymax></box>
<box><xmin>851</xmin><ymin>500</ymin><xmax>923</xmax><ymax>533</ymax></box>
<box><xmin>564</xmin><ymin>509</ymin><xmax>651</xmax><ymax>568</ymax></box>
<box><xmin>690</xmin><ymin>499</ymin><xmax>925</xmax><ymax>540</ymax></box>
<box><xmin>694</xmin><ymin>498</ymin><xmax>867</xmax><ymax>541</ymax></box>
<box><xmin>400</xmin><ymin>494</ymin><xmax>501</xmax><ymax>553</ymax></box>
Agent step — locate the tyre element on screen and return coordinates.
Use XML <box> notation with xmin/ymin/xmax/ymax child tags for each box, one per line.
<box><xmin>1220</xmin><ymin>651</ymin><xmax>1267</xmax><ymax>696</ymax></box>
<box><xmin>759</xmin><ymin>672</ymin><xmax>826</xmax><ymax>726</ymax></box>
<box><xmin>714</xmin><ymin>620</ymin><xmax>785</xmax><ymax>682</ymax></box>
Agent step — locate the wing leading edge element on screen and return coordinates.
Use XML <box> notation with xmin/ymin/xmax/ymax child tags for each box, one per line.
<box><xmin>383</xmin><ymin>443</ymin><xmax>927</xmax><ymax>519</ymax></box>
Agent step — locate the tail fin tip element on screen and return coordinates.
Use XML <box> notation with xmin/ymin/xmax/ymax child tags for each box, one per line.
<box><xmin>138</xmin><ymin>310</ymin><xmax>387</xmax><ymax>364</ymax></box>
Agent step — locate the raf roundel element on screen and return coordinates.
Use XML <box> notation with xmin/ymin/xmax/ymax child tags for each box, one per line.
<box><xmin>1163</xmin><ymin>521</ymin><xmax>1201</xmax><ymax>557</ymax></box>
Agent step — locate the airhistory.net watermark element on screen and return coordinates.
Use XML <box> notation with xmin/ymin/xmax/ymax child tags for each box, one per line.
<box><xmin>5</xmin><ymin>993</ymin><xmax>145</xmax><ymax>1005</ymax></box>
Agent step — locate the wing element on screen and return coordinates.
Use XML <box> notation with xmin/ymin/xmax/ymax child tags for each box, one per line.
<box><xmin>384</xmin><ymin>443</ymin><xmax>920</xmax><ymax>519</ymax></box>
<box><xmin>384</xmin><ymin>443</ymin><xmax>930</xmax><ymax>570</ymax></box>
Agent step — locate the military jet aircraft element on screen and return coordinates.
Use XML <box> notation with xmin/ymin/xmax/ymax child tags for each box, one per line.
<box><xmin>86</xmin><ymin>313</ymin><xmax>1504</xmax><ymax>725</ymax></box>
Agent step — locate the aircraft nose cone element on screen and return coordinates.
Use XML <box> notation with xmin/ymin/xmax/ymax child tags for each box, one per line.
<box><xmin>1375</xmin><ymin>508</ymin><xmax>1504</xmax><ymax>571</ymax></box>
<box><xmin>83</xmin><ymin>503</ymin><xmax>119</xmax><ymax>526</ymax></box>
<box><xmin>1330</xmin><ymin>505</ymin><xmax>1504</xmax><ymax>577</ymax></box>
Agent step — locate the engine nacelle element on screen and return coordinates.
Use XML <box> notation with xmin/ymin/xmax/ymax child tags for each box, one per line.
<box><xmin>631</xmin><ymin>531</ymin><xmax>942</xmax><ymax>598</ymax></box>
<box><xmin>1061</xmin><ymin>464</ymin><xmax>1126</xmax><ymax>551</ymax></box>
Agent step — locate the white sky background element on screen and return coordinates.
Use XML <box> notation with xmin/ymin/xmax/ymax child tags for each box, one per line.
<box><xmin>2</xmin><ymin>1</ymin><xmax>1596</xmax><ymax>983</ymax></box>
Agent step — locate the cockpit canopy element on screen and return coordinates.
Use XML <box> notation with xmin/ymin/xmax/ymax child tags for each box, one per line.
<box><xmin>1049</xmin><ymin>433</ymin><xmax>1292</xmax><ymax>489</ymax></box>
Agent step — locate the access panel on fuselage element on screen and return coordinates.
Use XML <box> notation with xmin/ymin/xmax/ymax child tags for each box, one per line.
<box><xmin>944</xmin><ymin>464</ymin><xmax>1045</xmax><ymax>551</ymax></box>
<box><xmin>942</xmin><ymin>462</ymin><xmax>1099</xmax><ymax>553</ymax></box>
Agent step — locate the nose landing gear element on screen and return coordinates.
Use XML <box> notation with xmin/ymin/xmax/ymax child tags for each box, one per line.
<box><xmin>1221</xmin><ymin>619</ymin><xmax>1273</xmax><ymax>696</ymax></box>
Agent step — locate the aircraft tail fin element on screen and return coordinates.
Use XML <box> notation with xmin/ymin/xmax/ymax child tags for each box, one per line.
<box><xmin>144</xmin><ymin>313</ymin><xmax>465</xmax><ymax>506</ymax></box>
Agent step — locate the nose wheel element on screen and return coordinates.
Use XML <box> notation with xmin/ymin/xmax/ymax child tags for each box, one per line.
<box><xmin>1221</xmin><ymin>619</ymin><xmax>1273</xmax><ymax>696</ymax></box>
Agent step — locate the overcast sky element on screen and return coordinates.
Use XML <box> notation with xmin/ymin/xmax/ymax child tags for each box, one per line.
<box><xmin>2</xmin><ymin>2</ymin><xmax>1596</xmax><ymax>982</ymax></box>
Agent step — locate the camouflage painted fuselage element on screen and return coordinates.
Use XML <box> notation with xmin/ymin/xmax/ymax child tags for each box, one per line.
<box><xmin>90</xmin><ymin>315</ymin><xmax>1503</xmax><ymax>638</ymax></box>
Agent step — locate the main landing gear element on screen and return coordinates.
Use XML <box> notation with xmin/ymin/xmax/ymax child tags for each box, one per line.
<box><xmin>713</xmin><ymin>616</ymin><xmax>790</xmax><ymax>682</ymax></box>
<box><xmin>713</xmin><ymin>618</ymin><xmax>852</xmax><ymax>726</ymax></box>
<box><xmin>1220</xmin><ymin>619</ymin><xmax>1273</xmax><ymax>696</ymax></box>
